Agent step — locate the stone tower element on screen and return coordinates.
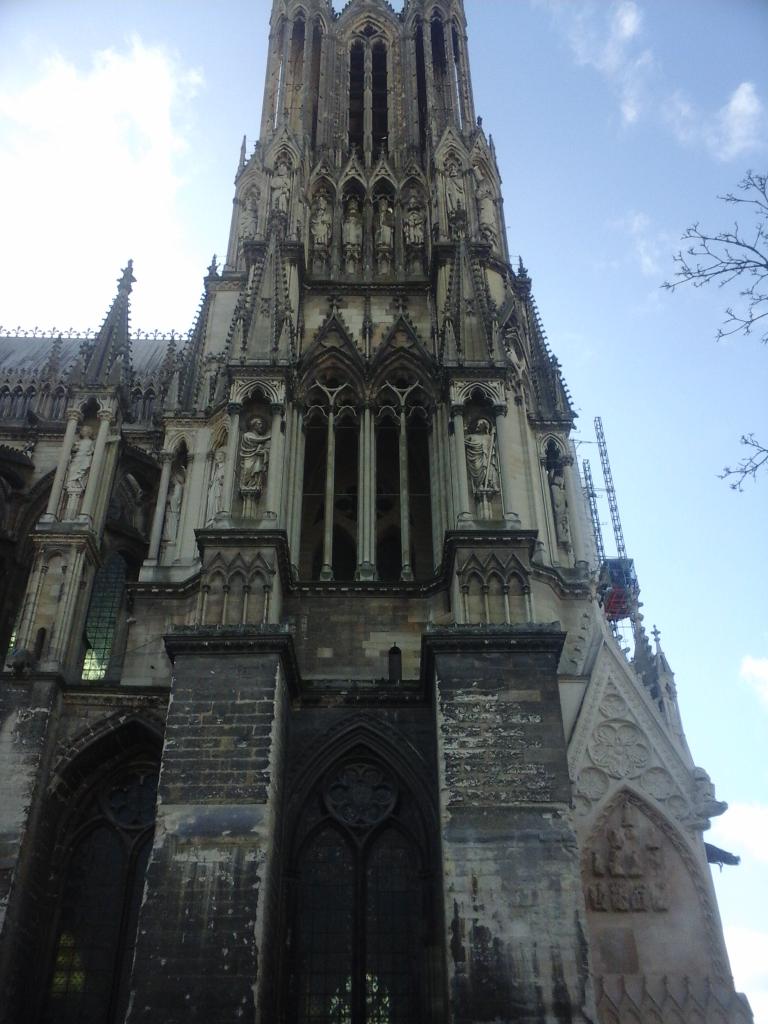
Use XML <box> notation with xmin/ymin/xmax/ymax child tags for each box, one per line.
<box><xmin>0</xmin><ymin>1</ymin><xmax>753</xmax><ymax>1022</ymax></box>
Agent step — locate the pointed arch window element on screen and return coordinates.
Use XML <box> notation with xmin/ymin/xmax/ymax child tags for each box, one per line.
<box><xmin>42</xmin><ymin>762</ymin><xmax>158</xmax><ymax>1024</ymax></box>
<box><xmin>287</xmin><ymin>756</ymin><xmax>439</xmax><ymax>1023</ymax></box>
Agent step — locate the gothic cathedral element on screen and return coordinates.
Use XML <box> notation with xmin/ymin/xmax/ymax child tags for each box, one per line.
<box><xmin>0</xmin><ymin>2</ymin><xmax>753</xmax><ymax>1023</ymax></box>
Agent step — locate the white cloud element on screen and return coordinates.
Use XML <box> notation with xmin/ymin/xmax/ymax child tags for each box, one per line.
<box><xmin>711</xmin><ymin>82</ymin><xmax>764</xmax><ymax>162</ymax></box>
<box><xmin>537</xmin><ymin>0</ymin><xmax>654</xmax><ymax>125</ymax></box>
<box><xmin>709</xmin><ymin>802</ymin><xmax>768</xmax><ymax>867</ymax></box>
<box><xmin>663</xmin><ymin>81</ymin><xmax>765</xmax><ymax>162</ymax></box>
<box><xmin>741</xmin><ymin>656</ymin><xmax>768</xmax><ymax>709</ymax></box>
<box><xmin>722</xmin><ymin>926</ymin><xmax>768</xmax><ymax>1023</ymax></box>
<box><xmin>610</xmin><ymin>211</ymin><xmax>671</xmax><ymax>278</ymax></box>
<box><xmin>0</xmin><ymin>37</ymin><xmax>203</xmax><ymax>331</ymax></box>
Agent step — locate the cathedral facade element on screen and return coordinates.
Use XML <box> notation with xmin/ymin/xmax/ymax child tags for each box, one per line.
<box><xmin>0</xmin><ymin>2</ymin><xmax>753</xmax><ymax>1022</ymax></box>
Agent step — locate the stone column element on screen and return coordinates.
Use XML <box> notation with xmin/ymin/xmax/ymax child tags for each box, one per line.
<box><xmin>366</xmin><ymin>410</ymin><xmax>377</xmax><ymax>575</ymax></box>
<box><xmin>425</xmin><ymin>628</ymin><xmax>596</xmax><ymax>1024</ymax></box>
<box><xmin>276</xmin><ymin>18</ymin><xmax>292</xmax><ymax>124</ymax></box>
<box><xmin>290</xmin><ymin>410</ymin><xmax>306</xmax><ymax>566</ymax></box>
<box><xmin>398</xmin><ymin>406</ymin><xmax>414</xmax><ymax>581</ymax></box>
<box><xmin>127</xmin><ymin>634</ymin><xmax>295</xmax><ymax>1024</ymax></box>
<box><xmin>428</xmin><ymin>422</ymin><xmax>443</xmax><ymax>568</ymax></box>
<box><xmin>563</xmin><ymin>456</ymin><xmax>585</xmax><ymax>565</ymax></box>
<box><xmin>41</xmin><ymin>409</ymin><xmax>80</xmax><ymax>521</ymax></box>
<box><xmin>147</xmin><ymin>451</ymin><xmax>173</xmax><ymax>562</ymax></box>
<box><xmin>451</xmin><ymin>404</ymin><xmax>471</xmax><ymax>520</ymax></box>
<box><xmin>79</xmin><ymin>409</ymin><xmax>112</xmax><ymax>521</ymax></box>
<box><xmin>219</xmin><ymin>402</ymin><xmax>242</xmax><ymax>519</ymax></box>
<box><xmin>363</xmin><ymin>42</ymin><xmax>373</xmax><ymax>166</ymax></box>
<box><xmin>356</xmin><ymin>410</ymin><xmax>366</xmax><ymax>579</ymax></box>
<box><xmin>320</xmin><ymin>408</ymin><xmax>336</xmax><ymax>580</ymax></box>
<box><xmin>264</xmin><ymin>403</ymin><xmax>285</xmax><ymax>522</ymax></box>
<box><xmin>493</xmin><ymin>404</ymin><xmax>519</xmax><ymax>523</ymax></box>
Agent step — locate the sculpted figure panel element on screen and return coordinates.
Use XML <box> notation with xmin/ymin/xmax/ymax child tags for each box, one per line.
<box><xmin>206</xmin><ymin>448</ymin><xmax>226</xmax><ymax>523</ymax></box>
<box><xmin>63</xmin><ymin>425</ymin><xmax>95</xmax><ymax>518</ymax></box>
<box><xmin>342</xmin><ymin>196</ymin><xmax>363</xmax><ymax>274</ymax></box>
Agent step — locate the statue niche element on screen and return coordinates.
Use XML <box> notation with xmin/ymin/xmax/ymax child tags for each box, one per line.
<box><xmin>403</xmin><ymin>192</ymin><xmax>426</xmax><ymax>272</ymax></box>
<box><xmin>310</xmin><ymin>189</ymin><xmax>333</xmax><ymax>274</ymax></box>
<box><xmin>270</xmin><ymin>157</ymin><xmax>292</xmax><ymax>217</ymax></box>
<box><xmin>342</xmin><ymin>194</ymin><xmax>363</xmax><ymax>275</ymax></box>
<box><xmin>544</xmin><ymin>439</ymin><xmax>571</xmax><ymax>548</ymax></box>
<box><xmin>464</xmin><ymin>414</ymin><xmax>501</xmax><ymax>520</ymax></box>
<box><xmin>63</xmin><ymin>422</ymin><xmax>96</xmax><ymax>520</ymax></box>
<box><xmin>374</xmin><ymin>193</ymin><xmax>394</xmax><ymax>276</ymax></box>
<box><xmin>239</xmin><ymin>410</ymin><xmax>271</xmax><ymax>519</ymax></box>
<box><xmin>162</xmin><ymin>447</ymin><xmax>188</xmax><ymax>549</ymax></box>
<box><xmin>206</xmin><ymin>447</ymin><xmax>226</xmax><ymax>524</ymax></box>
<box><xmin>473</xmin><ymin>164</ymin><xmax>499</xmax><ymax>248</ymax></box>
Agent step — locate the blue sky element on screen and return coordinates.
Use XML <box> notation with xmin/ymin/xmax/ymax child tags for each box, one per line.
<box><xmin>1</xmin><ymin>0</ymin><xmax>766</xmax><ymax>1016</ymax></box>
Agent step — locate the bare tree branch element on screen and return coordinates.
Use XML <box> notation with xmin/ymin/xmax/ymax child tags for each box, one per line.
<box><xmin>662</xmin><ymin>171</ymin><xmax>768</xmax><ymax>345</ymax></box>
<box><xmin>720</xmin><ymin>434</ymin><xmax>768</xmax><ymax>491</ymax></box>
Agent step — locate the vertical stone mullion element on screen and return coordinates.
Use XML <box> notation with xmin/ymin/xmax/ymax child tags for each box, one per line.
<box><xmin>147</xmin><ymin>452</ymin><xmax>174</xmax><ymax>562</ymax></box>
<box><xmin>220</xmin><ymin>402</ymin><xmax>242</xmax><ymax>519</ymax></box>
<box><xmin>320</xmin><ymin>409</ymin><xmax>336</xmax><ymax>580</ymax></box>
<box><xmin>264</xmin><ymin>403</ymin><xmax>285</xmax><ymax>522</ymax></box>
<box><xmin>79</xmin><ymin>411</ymin><xmax>111</xmax><ymax>521</ymax></box>
<box><xmin>451</xmin><ymin>405</ymin><xmax>471</xmax><ymax>520</ymax></box>
<box><xmin>399</xmin><ymin>407</ymin><xmax>413</xmax><ymax>581</ymax></box>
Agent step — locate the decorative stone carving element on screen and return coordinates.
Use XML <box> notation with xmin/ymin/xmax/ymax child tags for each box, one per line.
<box><xmin>162</xmin><ymin>465</ymin><xmax>186</xmax><ymax>544</ymax></box>
<box><xmin>374</xmin><ymin>195</ymin><xmax>394</xmax><ymax>275</ymax></box>
<box><xmin>310</xmin><ymin>191</ymin><xmax>332</xmax><ymax>272</ymax></box>
<box><xmin>589</xmin><ymin>721</ymin><xmax>650</xmax><ymax>779</ymax></box>
<box><xmin>403</xmin><ymin>195</ymin><xmax>426</xmax><ymax>272</ymax></box>
<box><xmin>63</xmin><ymin>425</ymin><xmax>95</xmax><ymax>518</ymax></box>
<box><xmin>444</xmin><ymin>157</ymin><xmax>465</xmax><ymax>214</ymax></box>
<box><xmin>639</xmin><ymin>766</ymin><xmax>675</xmax><ymax>801</ymax></box>
<box><xmin>241</xmin><ymin>189</ymin><xmax>260</xmax><ymax>240</ymax></box>
<box><xmin>464</xmin><ymin>416</ymin><xmax>500</xmax><ymax>518</ymax></box>
<box><xmin>587</xmin><ymin>799</ymin><xmax>670</xmax><ymax>914</ymax></box>
<box><xmin>548</xmin><ymin>461</ymin><xmax>571</xmax><ymax>547</ymax></box>
<box><xmin>325</xmin><ymin>763</ymin><xmax>397</xmax><ymax>828</ymax></box>
<box><xmin>690</xmin><ymin>767</ymin><xmax>728</xmax><ymax>828</ymax></box>
<box><xmin>239</xmin><ymin>415</ymin><xmax>270</xmax><ymax>518</ymax></box>
<box><xmin>270</xmin><ymin>158</ymin><xmax>291</xmax><ymax>214</ymax></box>
<box><xmin>342</xmin><ymin>196</ymin><xmax>362</xmax><ymax>274</ymax></box>
<box><xmin>206</xmin><ymin>448</ymin><xmax>226</xmax><ymax>523</ymax></box>
<box><xmin>474</xmin><ymin>167</ymin><xmax>498</xmax><ymax>246</ymax></box>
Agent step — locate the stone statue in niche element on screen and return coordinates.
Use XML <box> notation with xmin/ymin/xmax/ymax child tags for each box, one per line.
<box><xmin>162</xmin><ymin>465</ymin><xmax>186</xmax><ymax>545</ymax></box>
<box><xmin>403</xmin><ymin>196</ymin><xmax>426</xmax><ymax>271</ymax></box>
<box><xmin>374</xmin><ymin>196</ymin><xmax>394</xmax><ymax>275</ymax></box>
<box><xmin>444</xmin><ymin>158</ymin><xmax>466</xmax><ymax>215</ymax></box>
<box><xmin>63</xmin><ymin>425</ymin><xmax>95</xmax><ymax>518</ymax></box>
<box><xmin>270</xmin><ymin>159</ymin><xmax>291</xmax><ymax>214</ymax></box>
<box><xmin>464</xmin><ymin>417</ymin><xmax>500</xmax><ymax>519</ymax></box>
<box><xmin>241</xmin><ymin>190</ymin><xmax>260</xmax><ymax>240</ymax></box>
<box><xmin>404</xmin><ymin>196</ymin><xmax>426</xmax><ymax>247</ymax></box>
<box><xmin>474</xmin><ymin>167</ymin><xmax>498</xmax><ymax>246</ymax></box>
<box><xmin>239</xmin><ymin>415</ymin><xmax>271</xmax><ymax>518</ymax></box>
<box><xmin>342</xmin><ymin>196</ymin><xmax>363</xmax><ymax>274</ymax></box>
<box><xmin>206</xmin><ymin>448</ymin><xmax>226</xmax><ymax>523</ymax></box>
<box><xmin>310</xmin><ymin>192</ymin><xmax>332</xmax><ymax>272</ymax></box>
<box><xmin>546</xmin><ymin>452</ymin><xmax>571</xmax><ymax>547</ymax></box>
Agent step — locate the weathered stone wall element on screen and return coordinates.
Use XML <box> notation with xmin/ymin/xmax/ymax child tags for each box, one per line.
<box><xmin>428</xmin><ymin>628</ymin><xmax>595</xmax><ymax>1024</ymax></box>
<box><xmin>0</xmin><ymin>677</ymin><xmax>59</xmax><ymax>1018</ymax></box>
<box><xmin>126</xmin><ymin>637</ymin><xmax>291</xmax><ymax>1024</ymax></box>
<box><xmin>285</xmin><ymin>589</ymin><xmax>435</xmax><ymax>680</ymax></box>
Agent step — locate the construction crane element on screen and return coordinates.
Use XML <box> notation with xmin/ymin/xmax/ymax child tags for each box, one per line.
<box><xmin>591</xmin><ymin>417</ymin><xmax>639</xmax><ymax>625</ymax></box>
<box><xmin>581</xmin><ymin>458</ymin><xmax>605</xmax><ymax>565</ymax></box>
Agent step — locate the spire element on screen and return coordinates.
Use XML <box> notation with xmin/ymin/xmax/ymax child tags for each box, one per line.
<box><xmin>84</xmin><ymin>260</ymin><xmax>134</xmax><ymax>387</ymax></box>
<box><xmin>238</xmin><ymin>136</ymin><xmax>247</xmax><ymax>175</ymax></box>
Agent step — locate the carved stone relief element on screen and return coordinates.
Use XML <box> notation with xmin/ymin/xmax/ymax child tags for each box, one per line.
<box><xmin>63</xmin><ymin>425</ymin><xmax>95</xmax><ymax>519</ymax></box>
<box><xmin>586</xmin><ymin>798</ymin><xmax>670</xmax><ymax>914</ymax></box>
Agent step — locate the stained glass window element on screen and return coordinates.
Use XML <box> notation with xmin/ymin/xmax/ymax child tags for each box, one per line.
<box><xmin>292</xmin><ymin>759</ymin><xmax>426</xmax><ymax>1024</ymax></box>
<box><xmin>82</xmin><ymin>554</ymin><xmax>127</xmax><ymax>681</ymax></box>
<box><xmin>43</xmin><ymin>766</ymin><xmax>158</xmax><ymax>1024</ymax></box>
